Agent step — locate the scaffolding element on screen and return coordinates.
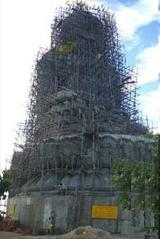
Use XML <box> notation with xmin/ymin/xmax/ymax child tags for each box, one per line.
<box><xmin>10</xmin><ymin>1</ymin><xmax>148</xmax><ymax>194</ymax></box>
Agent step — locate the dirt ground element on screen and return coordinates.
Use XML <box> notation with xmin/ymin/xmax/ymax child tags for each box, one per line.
<box><xmin>0</xmin><ymin>232</ymin><xmax>50</xmax><ymax>239</ymax></box>
<box><xmin>0</xmin><ymin>231</ymin><xmax>143</xmax><ymax>239</ymax></box>
<box><xmin>0</xmin><ymin>231</ymin><xmax>22</xmax><ymax>239</ymax></box>
<box><xmin>0</xmin><ymin>232</ymin><xmax>56</xmax><ymax>239</ymax></box>
<box><xmin>0</xmin><ymin>226</ymin><xmax>146</xmax><ymax>239</ymax></box>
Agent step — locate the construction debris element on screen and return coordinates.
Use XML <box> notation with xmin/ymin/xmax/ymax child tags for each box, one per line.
<box><xmin>56</xmin><ymin>226</ymin><xmax>112</xmax><ymax>239</ymax></box>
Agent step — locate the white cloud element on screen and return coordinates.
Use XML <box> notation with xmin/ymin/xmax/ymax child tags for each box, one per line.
<box><xmin>0</xmin><ymin>0</ymin><xmax>66</xmax><ymax>170</ymax></box>
<box><xmin>61</xmin><ymin>0</ymin><xmax>159</xmax><ymax>42</ymax></box>
<box><xmin>136</xmin><ymin>37</ymin><xmax>160</xmax><ymax>85</ymax></box>
<box><xmin>89</xmin><ymin>0</ymin><xmax>159</xmax><ymax>54</ymax></box>
<box><xmin>125</xmin><ymin>34</ymin><xmax>141</xmax><ymax>53</ymax></box>
<box><xmin>112</xmin><ymin>0</ymin><xmax>159</xmax><ymax>40</ymax></box>
<box><xmin>106</xmin><ymin>0</ymin><xmax>160</xmax><ymax>130</ymax></box>
<box><xmin>139</xmin><ymin>85</ymin><xmax>160</xmax><ymax>132</ymax></box>
<box><xmin>135</xmin><ymin>31</ymin><xmax>160</xmax><ymax>131</ymax></box>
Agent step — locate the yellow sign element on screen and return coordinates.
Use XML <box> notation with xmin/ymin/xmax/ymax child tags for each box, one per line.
<box><xmin>8</xmin><ymin>205</ymin><xmax>16</xmax><ymax>216</ymax></box>
<box><xmin>91</xmin><ymin>205</ymin><xmax>118</xmax><ymax>219</ymax></box>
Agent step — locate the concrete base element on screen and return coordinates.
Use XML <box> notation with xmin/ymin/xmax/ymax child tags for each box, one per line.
<box><xmin>7</xmin><ymin>191</ymin><xmax>155</xmax><ymax>235</ymax></box>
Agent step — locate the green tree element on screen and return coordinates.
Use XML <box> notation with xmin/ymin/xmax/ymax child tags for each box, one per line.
<box><xmin>111</xmin><ymin>134</ymin><xmax>160</xmax><ymax>237</ymax></box>
<box><xmin>0</xmin><ymin>170</ymin><xmax>12</xmax><ymax>199</ymax></box>
<box><xmin>112</xmin><ymin>159</ymin><xmax>154</xmax><ymax>210</ymax></box>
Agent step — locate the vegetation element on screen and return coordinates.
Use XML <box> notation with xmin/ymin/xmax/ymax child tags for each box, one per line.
<box><xmin>111</xmin><ymin>134</ymin><xmax>160</xmax><ymax>237</ymax></box>
<box><xmin>0</xmin><ymin>170</ymin><xmax>12</xmax><ymax>199</ymax></box>
<box><xmin>112</xmin><ymin>159</ymin><xmax>155</xmax><ymax>210</ymax></box>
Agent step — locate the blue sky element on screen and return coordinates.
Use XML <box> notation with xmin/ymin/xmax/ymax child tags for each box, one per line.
<box><xmin>0</xmin><ymin>0</ymin><xmax>160</xmax><ymax>170</ymax></box>
<box><xmin>125</xmin><ymin>21</ymin><xmax>159</xmax><ymax>64</ymax></box>
<box><xmin>105</xmin><ymin>0</ymin><xmax>160</xmax><ymax>129</ymax></box>
<box><xmin>88</xmin><ymin>0</ymin><xmax>160</xmax><ymax>131</ymax></box>
<box><xmin>125</xmin><ymin>20</ymin><xmax>159</xmax><ymax>94</ymax></box>
<box><xmin>118</xmin><ymin>0</ymin><xmax>138</xmax><ymax>6</ymax></box>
